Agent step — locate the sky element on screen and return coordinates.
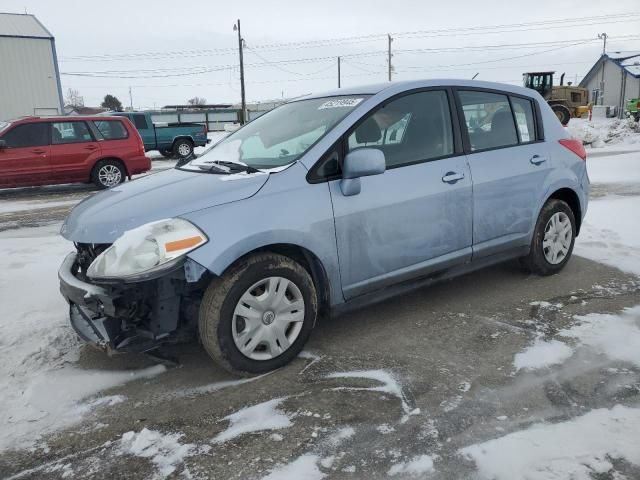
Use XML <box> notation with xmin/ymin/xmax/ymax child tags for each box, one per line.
<box><xmin>3</xmin><ymin>0</ymin><xmax>640</xmax><ymax>109</ymax></box>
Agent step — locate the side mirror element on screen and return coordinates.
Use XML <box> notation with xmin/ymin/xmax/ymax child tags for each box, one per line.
<box><xmin>340</xmin><ymin>148</ymin><xmax>385</xmax><ymax>196</ymax></box>
<box><xmin>0</xmin><ymin>140</ymin><xmax>5</xmax><ymax>149</ymax></box>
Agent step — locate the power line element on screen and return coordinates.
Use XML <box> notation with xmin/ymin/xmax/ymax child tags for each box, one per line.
<box><xmin>63</xmin><ymin>34</ymin><xmax>640</xmax><ymax>79</ymax></box>
<box><xmin>59</xmin><ymin>12</ymin><xmax>640</xmax><ymax>62</ymax></box>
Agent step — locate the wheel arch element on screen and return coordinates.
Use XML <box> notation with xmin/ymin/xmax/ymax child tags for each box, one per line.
<box><xmin>172</xmin><ymin>135</ymin><xmax>195</xmax><ymax>147</ymax></box>
<box><xmin>219</xmin><ymin>243</ymin><xmax>331</xmax><ymax>319</ymax></box>
<box><xmin>90</xmin><ymin>157</ymin><xmax>129</xmax><ymax>181</ymax></box>
<box><xmin>547</xmin><ymin>187</ymin><xmax>582</xmax><ymax>235</ymax></box>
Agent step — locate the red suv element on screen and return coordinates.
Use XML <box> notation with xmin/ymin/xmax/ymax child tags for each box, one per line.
<box><xmin>0</xmin><ymin>116</ymin><xmax>151</xmax><ymax>189</ymax></box>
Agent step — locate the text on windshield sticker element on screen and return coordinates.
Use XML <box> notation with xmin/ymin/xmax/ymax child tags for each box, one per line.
<box><xmin>318</xmin><ymin>98</ymin><xmax>364</xmax><ymax>109</ymax></box>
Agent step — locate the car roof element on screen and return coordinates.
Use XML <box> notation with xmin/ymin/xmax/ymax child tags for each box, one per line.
<box><xmin>8</xmin><ymin>115</ymin><xmax>126</xmax><ymax>124</ymax></box>
<box><xmin>300</xmin><ymin>78</ymin><xmax>536</xmax><ymax>100</ymax></box>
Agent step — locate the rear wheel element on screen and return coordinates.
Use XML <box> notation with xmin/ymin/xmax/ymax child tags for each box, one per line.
<box><xmin>199</xmin><ymin>253</ymin><xmax>317</xmax><ymax>376</ymax></box>
<box><xmin>173</xmin><ymin>138</ymin><xmax>193</xmax><ymax>160</ymax></box>
<box><xmin>91</xmin><ymin>159</ymin><xmax>126</xmax><ymax>189</ymax></box>
<box><xmin>551</xmin><ymin>104</ymin><xmax>572</xmax><ymax>126</ymax></box>
<box><xmin>521</xmin><ymin>199</ymin><xmax>576</xmax><ymax>276</ymax></box>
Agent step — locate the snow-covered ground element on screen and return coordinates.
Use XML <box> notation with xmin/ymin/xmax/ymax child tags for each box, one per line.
<box><xmin>1</xmin><ymin>117</ymin><xmax>640</xmax><ymax>478</ymax></box>
<box><xmin>0</xmin><ymin>224</ymin><xmax>166</xmax><ymax>451</ymax></box>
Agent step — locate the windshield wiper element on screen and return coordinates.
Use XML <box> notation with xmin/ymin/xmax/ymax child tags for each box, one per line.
<box><xmin>197</xmin><ymin>160</ymin><xmax>262</xmax><ymax>174</ymax></box>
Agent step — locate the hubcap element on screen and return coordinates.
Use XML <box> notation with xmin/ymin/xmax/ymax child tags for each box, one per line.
<box><xmin>232</xmin><ymin>276</ymin><xmax>305</xmax><ymax>361</ymax></box>
<box><xmin>98</xmin><ymin>164</ymin><xmax>121</xmax><ymax>187</ymax></box>
<box><xmin>178</xmin><ymin>143</ymin><xmax>191</xmax><ymax>157</ymax></box>
<box><xmin>543</xmin><ymin>212</ymin><xmax>572</xmax><ymax>265</ymax></box>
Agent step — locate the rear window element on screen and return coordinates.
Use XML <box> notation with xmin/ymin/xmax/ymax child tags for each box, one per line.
<box><xmin>459</xmin><ymin>90</ymin><xmax>518</xmax><ymax>152</ymax></box>
<box><xmin>510</xmin><ymin>96</ymin><xmax>537</xmax><ymax>143</ymax></box>
<box><xmin>0</xmin><ymin>121</ymin><xmax>9</xmax><ymax>133</ymax></box>
<box><xmin>92</xmin><ymin>120</ymin><xmax>129</xmax><ymax>140</ymax></box>
<box><xmin>51</xmin><ymin>121</ymin><xmax>94</xmax><ymax>144</ymax></box>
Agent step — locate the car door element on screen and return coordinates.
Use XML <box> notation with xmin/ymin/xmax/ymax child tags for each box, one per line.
<box><xmin>49</xmin><ymin>121</ymin><xmax>101</xmax><ymax>183</ymax></box>
<box><xmin>456</xmin><ymin>89</ymin><xmax>550</xmax><ymax>259</ymax></box>
<box><xmin>328</xmin><ymin>89</ymin><xmax>473</xmax><ymax>300</ymax></box>
<box><xmin>131</xmin><ymin>113</ymin><xmax>154</xmax><ymax>150</ymax></box>
<box><xmin>0</xmin><ymin>122</ymin><xmax>50</xmax><ymax>188</ymax></box>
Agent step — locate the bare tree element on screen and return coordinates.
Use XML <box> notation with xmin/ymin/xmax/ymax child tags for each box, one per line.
<box><xmin>65</xmin><ymin>88</ymin><xmax>84</xmax><ymax>108</ymax></box>
<box><xmin>187</xmin><ymin>96</ymin><xmax>207</xmax><ymax>106</ymax></box>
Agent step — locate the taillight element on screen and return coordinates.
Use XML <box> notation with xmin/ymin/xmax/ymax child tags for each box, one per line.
<box><xmin>559</xmin><ymin>138</ymin><xmax>586</xmax><ymax>161</ymax></box>
<box><xmin>636</xmin><ymin>101</ymin><xmax>640</xmax><ymax>109</ymax></box>
<box><xmin>203</xmin><ymin>123</ymin><xmax>208</xmax><ymax>135</ymax></box>
<box><xmin>137</xmin><ymin>132</ymin><xmax>144</xmax><ymax>156</ymax></box>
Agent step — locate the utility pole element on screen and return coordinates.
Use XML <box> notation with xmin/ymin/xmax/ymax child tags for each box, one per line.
<box><xmin>234</xmin><ymin>20</ymin><xmax>247</xmax><ymax>125</ymax></box>
<box><xmin>337</xmin><ymin>56</ymin><xmax>341</xmax><ymax>88</ymax></box>
<box><xmin>387</xmin><ymin>34</ymin><xmax>393</xmax><ymax>82</ymax></box>
<box><xmin>598</xmin><ymin>32</ymin><xmax>608</xmax><ymax>105</ymax></box>
<box><xmin>129</xmin><ymin>86</ymin><xmax>133</xmax><ymax>111</ymax></box>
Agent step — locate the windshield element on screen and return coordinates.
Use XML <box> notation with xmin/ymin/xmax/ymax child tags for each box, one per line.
<box><xmin>182</xmin><ymin>95</ymin><xmax>369</xmax><ymax>172</ymax></box>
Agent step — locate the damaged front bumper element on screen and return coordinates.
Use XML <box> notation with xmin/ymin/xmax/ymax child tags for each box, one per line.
<box><xmin>58</xmin><ymin>252</ymin><xmax>206</xmax><ymax>354</ymax></box>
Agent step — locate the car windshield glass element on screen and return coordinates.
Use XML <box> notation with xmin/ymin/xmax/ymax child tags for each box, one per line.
<box><xmin>181</xmin><ymin>95</ymin><xmax>369</xmax><ymax>172</ymax></box>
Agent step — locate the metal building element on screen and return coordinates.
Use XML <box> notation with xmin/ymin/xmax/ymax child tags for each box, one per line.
<box><xmin>0</xmin><ymin>13</ymin><xmax>64</xmax><ymax>121</ymax></box>
<box><xmin>579</xmin><ymin>52</ymin><xmax>640</xmax><ymax>116</ymax></box>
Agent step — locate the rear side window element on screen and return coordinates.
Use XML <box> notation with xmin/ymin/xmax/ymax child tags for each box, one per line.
<box><xmin>459</xmin><ymin>91</ymin><xmax>518</xmax><ymax>151</ymax></box>
<box><xmin>1</xmin><ymin>123</ymin><xmax>48</xmax><ymax>147</ymax></box>
<box><xmin>51</xmin><ymin>122</ymin><xmax>93</xmax><ymax>144</ymax></box>
<box><xmin>133</xmin><ymin>114</ymin><xmax>148</xmax><ymax>130</ymax></box>
<box><xmin>510</xmin><ymin>97</ymin><xmax>537</xmax><ymax>143</ymax></box>
<box><xmin>347</xmin><ymin>90</ymin><xmax>454</xmax><ymax>168</ymax></box>
<box><xmin>92</xmin><ymin>120</ymin><xmax>129</xmax><ymax>140</ymax></box>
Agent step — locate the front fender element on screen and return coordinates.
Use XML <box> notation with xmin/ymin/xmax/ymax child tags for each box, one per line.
<box><xmin>181</xmin><ymin>163</ymin><xmax>344</xmax><ymax>305</ymax></box>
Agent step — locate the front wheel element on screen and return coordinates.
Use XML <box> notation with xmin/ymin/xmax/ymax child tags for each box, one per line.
<box><xmin>199</xmin><ymin>253</ymin><xmax>317</xmax><ymax>376</ymax></box>
<box><xmin>521</xmin><ymin>199</ymin><xmax>576</xmax><ymax>276</ymax></box>
<box><xmin>91</xmin><ymin>159</ymin><xmax>126</xmax><ymax>189</ymax></box>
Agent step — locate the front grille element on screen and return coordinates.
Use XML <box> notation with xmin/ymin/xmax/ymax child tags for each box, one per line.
<box><xmin>75</xmin><ymin>242</ymin><xmax>111</xmax><ymax>275</ymax></box>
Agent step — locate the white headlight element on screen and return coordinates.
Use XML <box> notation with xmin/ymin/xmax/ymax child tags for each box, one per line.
<box><xmin>87</xmin><ymin>218</ymin><xmax>207</xmax><ymax>280</ymax></box>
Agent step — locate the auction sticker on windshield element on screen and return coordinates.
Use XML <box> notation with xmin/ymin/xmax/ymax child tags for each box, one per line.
<box><xmin>318</xmin><ymin>98</ymin><xmax>364</xmax><ymax>109</ymax></box>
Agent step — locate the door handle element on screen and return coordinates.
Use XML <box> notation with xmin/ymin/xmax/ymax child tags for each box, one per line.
<box><xmin>530</xmin><ymin>155</ymin><xmax>546</xmax><ymax>165</ymax></box>
<box><xmin>442</xmin><ymin>171</ymin><xmax>465</xmax><ymax>184</ymax></box>
<box><xmin>85</xmin><ymin>145</ymin><xmax>99</xmax><ymax>151</ymax></box>
<box><xmin>31</xmin><ymin>149</ymin><xmax>46</xmax><ymax>154</ymax></box>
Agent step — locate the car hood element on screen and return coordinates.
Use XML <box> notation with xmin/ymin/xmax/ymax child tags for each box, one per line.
<box><xmin>61</xmin><ymin>168</ymin><xmax>269</xmax><ymax>243</ymax></box>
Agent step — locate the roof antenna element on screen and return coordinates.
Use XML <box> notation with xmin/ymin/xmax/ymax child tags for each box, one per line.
<box><xmin>472</xmin><ymin>73</ymin><xmax>479</xmax><ymax>80</ymax></box>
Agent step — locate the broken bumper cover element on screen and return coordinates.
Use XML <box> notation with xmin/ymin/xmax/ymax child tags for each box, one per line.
<box><xmin>58</xmin><ymin>253</ymin><xmax>163</xmax><ymax>354</ymax></box>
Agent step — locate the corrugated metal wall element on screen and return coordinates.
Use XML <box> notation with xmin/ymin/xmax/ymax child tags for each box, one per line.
<box><xmin>0</xmin><ymin>37</ymin><xmax>62</xmax><ymax>121</ymax></box>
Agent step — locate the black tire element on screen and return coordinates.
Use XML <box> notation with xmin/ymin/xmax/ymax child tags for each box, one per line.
<box><xmin>159</xmin><ymin>149</ymin><xmax>174</xmax><ymax>159</ymax></box>
<box><xmin>91</xmin><ymin>159</ymin><xmax>126</xmax><ymax>189</ymax></box>
<box><xmin>551</xmin><ymin>104</ymin><xmax>571</xmax><ymax>126</ymax></box>
<box><xmin>199</xmin><ymin>253</ymin><xmax>317</xmax><ymax>376</ymax></box>
<box><xmin>521</xmin><ymin>199</ymin><xmax>576</xmax><ymax>276</ymax></box>
<box><xmin>173</xmin><ymin>138</ymin><xmax>194</xmax><ymax>160</ymax></box>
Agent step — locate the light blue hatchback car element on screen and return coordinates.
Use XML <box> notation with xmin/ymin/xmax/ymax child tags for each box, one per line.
<box><xmin>59</xmin><ymin>79</ymin><xmax>589</xmax><ymax>375</ymax></box>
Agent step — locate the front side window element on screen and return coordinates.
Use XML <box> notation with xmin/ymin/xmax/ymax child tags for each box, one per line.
<box><xmin>92</xmin><ymin>120</ymin><xmax>129</xmax><ymax>140</ymax></box>
<box><xmin>184</xmin><ymin>95</ymin><xmax>369</xmax><ymax>171</ymax></box>
<box><xmin>459</xmin><ymin>90</ymin><xmax>518</xmax><ymax>151</ymax></box>
<box><xmin>1</xmin><ymin>123</ymin><xmax>48</xmax><ymax>148</ymax></box>
<box><xmin>51</xmin><ymin>122</ymin><xmax>93</xmax><ymax>144</ymax></box>
<box><xmin>347</xmin><ymin>90</ymin><xmax>454</xmax><ymax>168</ymax></box>
<box><xmin>511</xmin><ymin>97</ymin><xmax>536</xmax><ymax>143</ymax></box>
